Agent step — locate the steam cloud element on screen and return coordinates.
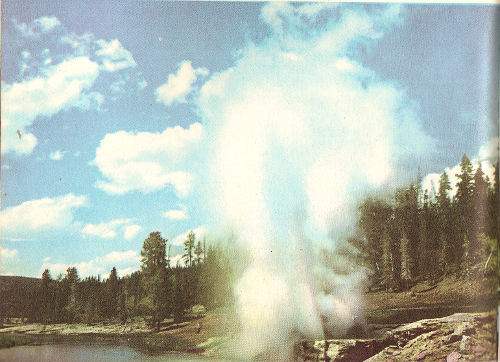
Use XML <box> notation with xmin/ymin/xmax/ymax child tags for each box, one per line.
<box><xmin>195</xmin><ymin>3</ymin><xmax>433</xmax><ymax>359</ymax></box>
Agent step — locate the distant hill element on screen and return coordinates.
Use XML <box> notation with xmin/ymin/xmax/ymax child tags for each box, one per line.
<box><xmin>0</xmin><ymin>276</ymin><xmax>41</xmax><ymax>318</ymax></box>
<box><xmin>0</xmin><ymin>275</ymin><xmax>40</xmax><ymax>295</ymax></box>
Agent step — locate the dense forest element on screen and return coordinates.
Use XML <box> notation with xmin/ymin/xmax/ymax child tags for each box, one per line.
<box><xmin>1</xmin><ymin>154</ymin><xmax>497</xmax><ymax>327</ymax></box>
<box><xmin>1</xmin><ymin>232</ymin><xmax>234</xmax><ymax>330</ymax></box>
<box><xmin>349</xmin><ymin>155</ymin><xmax>498</xmax><ymax>291</ymax></box>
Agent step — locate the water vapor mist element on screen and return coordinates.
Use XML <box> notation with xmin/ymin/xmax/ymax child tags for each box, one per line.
<box><xmin>196</xmin><ymin>3</ymin><xmax>433</xmax><ymax>359</ymax></box>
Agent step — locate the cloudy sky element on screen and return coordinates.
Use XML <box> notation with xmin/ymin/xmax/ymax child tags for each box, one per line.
<box><xmin>1</xmin><ymin>2</ymin><xmax>497</xmax><ymax>278</ymax></box>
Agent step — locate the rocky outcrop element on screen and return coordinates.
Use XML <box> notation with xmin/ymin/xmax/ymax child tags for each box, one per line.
<box><xmin>295</xmin><ymin>311</ymin><xmax>496</xmax><ymax>361</ymax></box>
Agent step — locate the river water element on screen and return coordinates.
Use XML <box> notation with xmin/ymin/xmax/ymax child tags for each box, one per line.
<box><xmin>0</xmin><ymin>344</ymin><xmax>206</xmax><ymax>361</ymax></box>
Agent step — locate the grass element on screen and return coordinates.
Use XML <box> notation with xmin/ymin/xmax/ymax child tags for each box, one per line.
<box><xmin>139</xmin><ymin>333</ymin><xmax>195</xmax><ymax>353</ymax></box>
<box><xmin>0</xmin><ymin>333</ymin><xmax>31</xmax><ymax>349</ymax></box>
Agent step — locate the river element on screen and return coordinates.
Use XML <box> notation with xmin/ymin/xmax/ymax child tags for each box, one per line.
<box><xmin>0</xmin><ymin>344</ymin><xmax>207</xmax><ymax>361</ymax></box>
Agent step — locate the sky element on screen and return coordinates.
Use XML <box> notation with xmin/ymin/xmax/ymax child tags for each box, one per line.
<box><xmin>1</xmin><ymin>1</ymin><xmax>498</xmax><ymax>279</ymax></box>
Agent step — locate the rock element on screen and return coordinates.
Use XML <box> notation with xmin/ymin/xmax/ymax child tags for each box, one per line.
<box><xmin>414</xmin><ymin>352</ymin><xmax>427</xmax><ymax>360</ymax></box>
<box><xmin>471</xmin><ymin>346</ymin><xmax>486</xmax><ymax>356</ymax></box>
<box><xmin>444</xmin><ymin>334</ymin><xmax>461</xmax><ymax>344</ymax></box>
<box><xmin>459</xmin><ymin>335</ymin><xmax>470</xmax><ymax>351</ymax></box>
<box><xmin>454</xmin><ymin>324</ymin><xmax>475</xmax><ymax>336</ymax></box>
<box><xmin>446</xmin><ymin>351</ymin><xmax>462</xmax><ymax>362</ymax></box>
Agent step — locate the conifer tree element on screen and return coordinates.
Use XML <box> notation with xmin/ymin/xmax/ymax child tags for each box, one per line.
<box><xmin>400</xmin><ymin>233</ymin><xmax>412</xmax><ymax>290</ymax></box>
<box><xmin>183</xmin><ymin>231</ymin><xmax>195</xmax><ymax>267</ymax></box>
<box><xmin>106</xmin><ymin>267</ymin><xmax>119</xmax><ymax>318</ymax></box>
<box><xmin>194</xmin><ymin>241</ymin><xmax>203</xmax><ymax>265</ymax></box>
<box><xmin>40</xmin><ymin>269</ymin><xmax>54</xmax><ymax>323</ymax></box>
<box><xmin>140</xmin><ymin>231</ymin><xmax>168</xmax><ymax>330</ymax></box>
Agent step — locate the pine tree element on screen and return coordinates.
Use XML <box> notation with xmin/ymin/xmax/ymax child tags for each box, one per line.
<box><xmin>400</xmin><ymin>233</ymin><xmax>412</xmax><ymax>290</ymax></box>
<box><xmin>395</xmin><ymin>184</ymin><xmax>420</xmax><ymax>279</ymax></box>
<box><xmin>194</xmin><ymin>241</ymin><xmax>203</xmax><ymax>265</ymax></box>
<box><xmin>62</xmin><ymin>267</ymin><xmax>80</xmax><ymax>322</ymax></box>
<box><xmin>487</xmin><ymin>162</ymin><xmax>498</xmax><ymax>240</ymax></box>
<box><xmin>455</xmin><ymin>155</ymin><xmax>474</xmax><ymax>236</ymax></box>
<box><xmin>106</xmin><ymin>267</ymin><xmax>119</xmax><ymax>318</ymax></box>
<box><xmin>40</xmin><ymin>269</ymin><xmax>54</xmax><ymax>323</ymax></box>
<box><xmin>183</xmin><ymin>231</ymin><xmax>195</xmax><ymax>267</ymax></box>
<box><xmin>470</xmin><ymin>163</ymin><xmax>489</xmax><ymax>260</ymax></box>
<box><xmin>358</xmin><ymin>198</ymin><xmax>393</xmax><ymax>287</ymax></box>
<box><xmin>381</xmin><ymin>228</ymin><xmax>393</xmax><ymax>291</ymax></box>
<box><xmin>140</xmin><ymin>231</ymin><xmax>168</xmax><ymax>330</ymax></box>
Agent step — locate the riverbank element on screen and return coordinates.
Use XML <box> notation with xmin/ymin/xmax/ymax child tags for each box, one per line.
<box><xmin>0</xmin><ymin>308</ymin><xmax>237</xmax><ymax>356</ymax></box>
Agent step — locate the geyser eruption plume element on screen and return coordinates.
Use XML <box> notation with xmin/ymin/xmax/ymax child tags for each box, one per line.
<box><xmin>196</xmin><ymin>3</ymin><xmax>433</xmax><ymax>359</ymax></box>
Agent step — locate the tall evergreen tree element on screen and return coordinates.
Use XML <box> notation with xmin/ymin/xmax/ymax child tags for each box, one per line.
<box><xmin>140</xmin><ymin>231</ymin><xmax>168</xmax><ymax>330</ymax></box>
<box><xmin>194</xmin><ymin>241</ymin><xmax>203</xmax><ymax>265</ymax></box>
<box><xmin>358</xmin><ymin>198</ymin><xmax>393</xmax><ymax>287</ymax></box>
<box><xmin>183</xmin><ymin>231</ymin><xmax>195</xmax><ymax>267</ymax></box>
<box><xmin>400</xmin><ymin>233</ymin><xmax>412</xmax><ymax>290</ymax></box>
<box><xmin>40</xmin><ymin>269</ymin><xmax>54</xmax><ymax>323</ymax></box>
<box><xmin>61</xmin><ymin>267</ymin><xmax>80</xmax><ymax>322</ymax></box>
<box><xmin>106</xmin><ymin>267</ymin><xmax>120</xmax><ymax>318</ymax></box>
<box><xmin>395</xmin><ymin>184</ymin><xmax>420</xmax><ymax>279</ymax></box>
<box><xmin>471</xmin><ymin>163</ymin><xmax>489</xmax><ymax>259</ymax></box>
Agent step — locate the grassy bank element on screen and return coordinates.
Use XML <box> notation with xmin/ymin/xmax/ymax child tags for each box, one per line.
<box><xmin>0</xmin><ymin>333</ymin><xmax>31</xmax><ymax>349</ymax></box>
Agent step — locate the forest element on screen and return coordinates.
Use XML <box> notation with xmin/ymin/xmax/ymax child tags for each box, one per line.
<box><xmin>1</xmin><ymin>154</ymin><xmax>497</xmax><ymax>329</ymax></box>
<box><xmin>350</xmin><ymin>154</ymin><xmax>498</xmax><ymax>291</ymax></box>
<box><xmin>1</xmin><ymin>233</ymin><xmax>234</xmax><ymax>330</ymax></box>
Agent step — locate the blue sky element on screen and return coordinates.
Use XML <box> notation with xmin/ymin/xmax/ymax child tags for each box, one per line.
<box><xmin>1</xmin><ymin>2</ymin><xmax>498</xmax><ymax>278</ymax></box>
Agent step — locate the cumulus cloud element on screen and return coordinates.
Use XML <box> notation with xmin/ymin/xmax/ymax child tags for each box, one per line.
<box><xmin>40</xmin><ymin>250</ymin><xmax>141</xmax><ymax>278</ymax></box>
<box><xmin>171</xmin><ymin>226</ymin><xmax>207</xmax><ymax>246</ymax></box>
<box><xmin>95</xmin><ymin>39</ymin><xmax>137</xmax><ymax>72</ymax></box>
<box><xmin>1</xmin><ymin>194</ymin><xmax>87</xmax><ymax>236</ymax></box>
<box><xmin>81</xmin><ymin>218</ymin><xmax>132</xmax><ymax>239</ymax></box>
<box><xmin>49</xmin><ymin>149</ymin><xmax>65</xmax><ymax>161</ymax></box>
<box><xmin>163</xmin><ymin>205</ymin><xmax>188</xmax><ymax>220</ymax></box>
<box><xmin>422</xmin><ymin>138</ymin><xmax>498</xmax><ymax>197</ymax></box>
<box><xmin>155</xmin><ymin>60</ymin><xmax>209</xmax><ymax>106</ymax></box>
<box><xmin>1</xmin><ymin>248</ymin><xmax>19</xmax><ymax>260</ymax></box>
<box><xmin>124</xmin><ymin>224</ymin><xmax>142</xmax><ymax>240</ymax></box>
<box><xmin>92</xmin><ymin>122</ymin><xmax>203</xmax><ymax>196</ymax></box>
<box><xmin>2</xmin><ymin>56</ymin><xmax>99</xmax><ymax>155</ymax></box>
<box><xmin>2</xmin><ymin>17</ymin><xmax>141</xmax><ymax>156</ymax></box>
<box><xmin>13</xmin><ymin>16</ymin><xmax>61</xmax><ymax>38</ymax></box>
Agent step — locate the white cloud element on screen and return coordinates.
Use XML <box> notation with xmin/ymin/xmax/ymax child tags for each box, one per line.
<box><xmin>40</xmin><ymin>250</ymin><xmax>140</xmax><ymax>278</ymax></box>
<box><xmin>49</xmin><ymin>149</ymin><xmax>65</xmax><ymax>161</ymax></box>
<box><xmin>3</xmin><ymin>21</ymin><xmax>140</xmax><ymax>156</ymax></box>
<box><xmin>1</xmin><ymin>248</ymin><xmax>19</xmax><ymax>260</ymax></box>
<box><xmin>81</xmin><ymin>218</ymin><xmax>132</xmax><ymax>239</ymax></box>
<box><xmin>13</xmin><ymin>16</ymin><xmax>61</xmax><ymax>38</ymax></box>
<box><xmin>423</xmin><ymin>139</ymin><xmax>498</xmax><ymax>198</ymax></box>
<box><xmin>2</xmin><ymin>56</ymin><xmax>100</xmax><ymax>155</ymax></box>
<box><xmin>155</xmin><ymin>60</ymin><xmax>209</xmax><ymax>106</ymax></box>
<box><xmin>169</xmin><ymin>254</ymin><xmax>185</xmax><ymax>267</ymax></box>
<box><xmin>478</xmin><ymin>137</ymin><xmax>499</xmax><ymax>162</ymax></box>
<box><xmin>171</xmin><ymin>226</ymin><xmax>207</xmax><ymax>246</ymax></box>
<box><xmin>95</xmin><ymin>39</ymin><xmax>137</xmax><ymax>72</ymax></box>
<box><xmin>1</xmin><ymin>194</ymin><xmax>87</xmax><ymax>236</ymax></box>
<box><xmin>124</xmin><ymin>224</ymin><xmax>142</xmax><ymax>240</ymax></box>
<box><xmin>93</xmin><ymin>122</ymin><xmax>203</xmax><ymax>196</ymax></box>
<box><xmin>163</xmin><ymin>205</ymin><xmax>188</xmax><ymax>220</ymax></box>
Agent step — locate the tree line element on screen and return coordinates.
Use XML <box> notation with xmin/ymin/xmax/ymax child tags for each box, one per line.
<box><xmin>2</xmin><ymin>231</ymin><xmax>233</xmax><ymax>328</ymax></box>
<box><xmin>349</xmin><ymin>155</ymin><xmax>498</xmax><ymax>291</ymax></box>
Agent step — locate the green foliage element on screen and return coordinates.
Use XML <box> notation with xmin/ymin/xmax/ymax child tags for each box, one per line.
<box><xmin>183</xmin><ymin>231</ymin><xmax>195</xmax><ymax>267</ymax></box>
<box><xmin>0</xmin><ymin>333</ymin><xmax>30</xmax><ymax>349</ymax></box>
<box><xmin>352</xmin><ymin>153</ymin><xmax>497</xmax><ymax>290</ymax></box>
<box><xmin>140</xmin><ymin>231</ymin><xmax>169</xmax><ymax>331</ymax></box>
<box><xmin>5</xmin><ymin>232</ymin><xmax>233</xmax><ymax>327</ymax></box>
